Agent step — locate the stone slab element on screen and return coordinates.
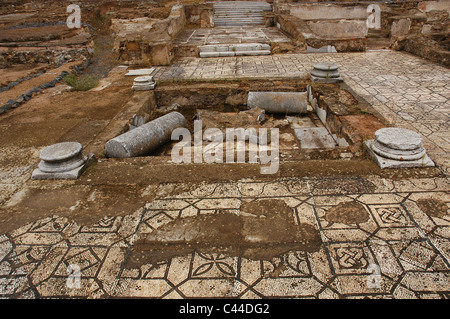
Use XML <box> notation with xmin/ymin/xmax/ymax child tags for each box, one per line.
<box><xmin>125</xmin><ymin>68</ymin><xmax>155</xmax><ymax>76</ymax></box>
<box><xmin>307</xmin><ymin>45</ymin><xmax>337</xmax><ymax>53</ymax></box>
<box><xmin>294</xmin><ymin>127</ymin><xmax>337</xmax><ymax>149</ymax></box>
<box><xmin>365</xmin><ymin>140</ymin><xmax>434</xmax><ymax>169</ymax></box>
<box><xmin>287</xmin><ymin>116</ymin><xmax>316</xmax><ymax>129</ymax></box>
<box><xmin>200</xmin><ymin>51</ymin><xmax>235</xmax><ymax>58</ymax></box>
<box><xmin>199</xmin><ymin>50</ymin><xmax>270</xmax><ymax>58</ymax></box>
<box><xmin>236</xmin><ymin>50</ymin><xmax>271</xmax><ymax>56</ymax></box>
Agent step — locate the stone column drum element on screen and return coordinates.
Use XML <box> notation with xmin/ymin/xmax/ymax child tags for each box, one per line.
<box><xmin>105</xmin><ymin>111</ymin><xmax>187</xmax><ymax>158</ymax></box>
<box><xmin>366</xmin><ymin>127</ymin><xmax>434</xmax><ymax>168</ymax></box>
<box><xmin>32</xmin><ymin>142</ymin><xmax>91</xmax><ymax>179</ymax></box>
<box><xmin>132</xmin><ymin>76</ymin><xmax>156</xmax><ymax>90</ymax></box>
<box><xmin>310</xmin><ymin>63</ymin><xmax>343</xmax><ymax>83</ymax></box>
<box><xmin>247</xmin><ymin>92</ymin><xmax>308</xmax><ymax>114</ymax></box>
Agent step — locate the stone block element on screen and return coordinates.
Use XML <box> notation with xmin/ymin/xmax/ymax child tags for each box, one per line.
<box><xmin>391</xmin><ymin>18</ymin><xmax>411</xmax><ymax>37</ymax></box>
<box><xmin>307</xmin><ymin>20</ymin><xmax>368</xmax><ymax>39</ymax></box>
<box><xmin>125</xmin><ymin>68</ymin><xmax>155</xmax><ymax>76</ymax></box>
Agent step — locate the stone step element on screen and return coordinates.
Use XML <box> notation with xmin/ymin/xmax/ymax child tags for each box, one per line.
<box><xmin>214</xmin><ymin>4</ymin><xmax>271</xmax><ymax>9</ymax></box>
<box><xmin>214</xmin><ymin>3</ymin><xmax>271</xmax><ymax>7</ymax></box>
<box><xmin>199</xmin><ymin>43</ymin><xmax>270</xmax><ymax>53</ymax></box>
<box><xmin>214</xmin><ymin>18</ymin><xmax>264</xmax><ymax>21</ymax></box>
<box><xmin>199</xmin><ymin>50</ymin><xmax>271</xmax><ymax>58</ymax></box>
<box><xmin>215</xmin><ymin>13</ymin><xmax>265</xmax><ymax>16</ymax></box>
<box><xmin>213</xmin><ymin>1</ymin><xmax>271</xmax><ymax>26</ymax></box>
<box><xmin>214</xmin><ymin>9</ymin><xmax>267</xmax><ymax>13</ymax></box>
<box><xmin>214</xmin><ymin>22</ymin><xmax>265</xmax><ymax>26</ymax></box>
<box><xmin>214</xmin><ymin>14</ymin><xmax>264</xmax><ymax>17</ymax></box>
<box><xmin>214</xmin><ymin>18</ymin><xmax>264</xmax><ymax>22</ymax></box>
<box><xmin>215</xmin><ymin>12</ymin><xmax>265</xmax><ymax>16</ymax></box>
<box><xmin>214</xmin><ymin>15</ymin><xmax>264</xmax><ymax>19</ymax></box>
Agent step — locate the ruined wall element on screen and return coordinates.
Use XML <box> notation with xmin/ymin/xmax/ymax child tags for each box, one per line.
<box><xmin>184</xmin><ymin>3</ymin><xmax>214</xmax><ymax>28</ymax></box>
<box><xmin>274</xmin><ymin>1</ymin><xmax>373</xmax><ymax>51</ymax></box>
<box><xmin>112</xmin><ymin>5</ymin><xmax>186</xmax><ymax>66</ymax></box>
<box><xmin>390</xmin><ymin>0</ymin><xmax>449</xmax><ymax>67</ymax></box>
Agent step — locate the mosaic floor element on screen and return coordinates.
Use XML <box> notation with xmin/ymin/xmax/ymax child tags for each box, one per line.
<box><xmin>1</xmin><ymin>177</ymin><xmax>449</xmax><ymax>298</ymax></box>
<box><xmin>1</xmin><ymin>50</ymin><xmax>449</xmax><ymax>298</ymax></box>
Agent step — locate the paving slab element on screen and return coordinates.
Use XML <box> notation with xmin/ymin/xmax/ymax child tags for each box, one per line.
<box><xmin>295</xmin><ymin>127</ymin><xmax>337</xmax><ymax>149</ymax></box>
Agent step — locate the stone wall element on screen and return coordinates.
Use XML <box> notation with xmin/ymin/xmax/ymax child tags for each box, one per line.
<box><xmin>274</xmin><ymin>1</ymin><xmax>372</xmax><ymax>51</ymax></box>
<box><xmin>0</xmin><ymin>47</ymin><xmax>90</xmax><ymax>68</ymax></box>
<box><xmin>283</xmin><ymin>3</ymin><xmax>368</xmax><ymax>20</ymax></box>
<box><xmin>112</xmin><ymin>5</ymin><xmax>186</xmax><ymax>66</ymax></box>
<box><xmin>184</xmin><ymin>3</ymin><xmax>214</xmax><ymax>28</ymax></box>
<box><xmin>390</xmin><ymin>0</ymin><xmax>449</xmax><ymax>67</ymax></box>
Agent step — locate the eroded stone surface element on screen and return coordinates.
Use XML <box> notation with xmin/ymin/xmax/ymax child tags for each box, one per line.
<box><xmin>375</xmin><ymin>127</ymin><xmax>423</xmax><ymax>151</ymax></box>
<box><xmin>39</xmin><ymin>142</ymin><xmax>82</xmax><ymax>162</ymax></box>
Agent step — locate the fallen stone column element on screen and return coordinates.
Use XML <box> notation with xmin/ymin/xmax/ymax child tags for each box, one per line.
<box><xmin>247</xmin><ymin>92</ymin><xmax>308</xmax><ymax>114</ymax></box>
<box><xmin>105</xmin><ymin>111</ymin><xmax>186</xmax><ymax>158</ymax></box>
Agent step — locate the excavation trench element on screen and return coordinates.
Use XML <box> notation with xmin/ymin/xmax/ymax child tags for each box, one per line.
<box><xmin>126</xmin><ymin>199</ymin><xmax>322</xmax><ymax>268</ymax></box>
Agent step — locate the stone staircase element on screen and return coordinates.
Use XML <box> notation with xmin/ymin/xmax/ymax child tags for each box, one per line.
<box><xmin>367</xmin><ymin>29</ymin><xmax>390</xmax><ymax>50</ymax></box>
<box><xmin>199</xmin><ymin>43</ymin><xmax>271</xmax><ymax>57</ymax></box>
<box><xmin>213</xmin><ymin>1</ymin><xmax>272</xmax><ymax>27</ymax></box>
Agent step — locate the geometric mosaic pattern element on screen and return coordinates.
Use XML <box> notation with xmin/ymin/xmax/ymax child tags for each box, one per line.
<box><xmin>1</xmin><ymin>177</ymin><xmax>449</xmax><ymax>298</ymax></box>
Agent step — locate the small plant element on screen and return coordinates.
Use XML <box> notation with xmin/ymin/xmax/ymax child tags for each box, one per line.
<box><xmin>64</xmin><ymin>74</ymin><xmax>99</xmax><ymax>91</ymax></box>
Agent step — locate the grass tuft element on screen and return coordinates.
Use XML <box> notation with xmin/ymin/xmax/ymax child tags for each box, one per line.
<box><xmin>64</xmin><ymin>74</ymin><xmax>99</xmax><ymax>91</ymax></box>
